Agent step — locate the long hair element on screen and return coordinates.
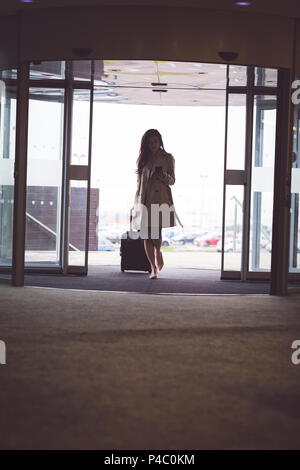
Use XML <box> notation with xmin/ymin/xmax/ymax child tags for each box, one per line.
<box><xmin>136</xmin><ymin>129</ymin><xmax>165</xmax><ymax>175</ymax></box>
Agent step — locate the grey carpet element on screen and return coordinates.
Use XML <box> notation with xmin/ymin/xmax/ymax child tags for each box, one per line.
<box><xmin>1</xmin><ymin>283</ymin><xmax>300</xmax><ymax>449</ymax></box>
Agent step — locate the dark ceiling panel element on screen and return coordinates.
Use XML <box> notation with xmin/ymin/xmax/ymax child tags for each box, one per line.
<box><xmin>1</xmin><ymin>0</ymin><xmax>300</xmax><ymax>19</ymax></box>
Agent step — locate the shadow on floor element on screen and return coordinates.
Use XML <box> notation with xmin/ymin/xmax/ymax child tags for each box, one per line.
<box><xmin>20</xmin><ymin>265</ymin><xmax>272</xmax><ymax>294</ymax></box>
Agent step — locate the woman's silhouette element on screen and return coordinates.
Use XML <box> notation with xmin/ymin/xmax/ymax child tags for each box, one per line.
<box><xmin>131</xmin><ymin>129</ymin><xmax>183</xmax><ymax>279</ymax></box>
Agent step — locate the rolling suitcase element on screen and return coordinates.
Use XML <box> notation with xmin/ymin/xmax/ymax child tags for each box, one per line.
<box><xmin>120</xmin><ymin>211</ymin><xmax>151</xmax><ymax>273</ymax></box>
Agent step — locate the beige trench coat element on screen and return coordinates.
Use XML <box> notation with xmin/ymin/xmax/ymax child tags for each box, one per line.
<box><xmin>131</xmin><ymin>148</ymin><xmax>183</xmax><ymax>232</ymax></box>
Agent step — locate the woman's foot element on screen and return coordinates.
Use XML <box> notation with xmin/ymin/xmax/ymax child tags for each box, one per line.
<box><xmin>149</xmin><ymin>267</ymin><xmax>157</xmax><ymax>279</ymax></box>
<box><xmin>155</xmin><ymin>250</ymin><xmax>164</xmax><ymax>271</ymax></box>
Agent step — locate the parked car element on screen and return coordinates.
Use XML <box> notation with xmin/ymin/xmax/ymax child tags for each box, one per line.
<box><xmin>161</xmin><ymin>237</ymin><xmax>170</xmax><ymax>246</ymax></box>
<box><xmin>99</xmin><ymin>226</ymin><xmax>130</xmax><ymax>244</ymax></box>
<box><xmin>193</xmin><ymin>232</ymin><xmax>209</xmax><ymax>246</ymax></box>
<box><xmin>194</xmin><ymin>232</ymin><xmax>222</xmax><ymax>247</ymax></box>
<box><xmin>171</xmin><ymin>232</ymin><xmax>199</xmax><ymax>245</ymax></box>
<box><xmin>161</xmin><ymin>227</ymin><xmax>183</xmax><ymax>246</ymax></box>
<box><xmin>217</xmin><ymin>238</ymin><xmax>242</xmax><ymax>252</ymax></box>
<box><xmin>98</xmin><ymin>237</ymin><xmax>115</xmax><ymax>251</ymax></box>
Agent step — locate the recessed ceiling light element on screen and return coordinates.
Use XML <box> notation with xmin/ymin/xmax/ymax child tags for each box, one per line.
<box><xmin>19</xmin><ymin>0</ymin><xmax>35</xmax><ymax>3</ymax></box>
<box><xmin>235</xmin><ymin>1</ymin><xmax>252</xmax><ymax>5</ymax></box>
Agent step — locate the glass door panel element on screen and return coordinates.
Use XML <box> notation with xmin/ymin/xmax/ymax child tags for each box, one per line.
<box><xmin>228</xmin><ymin>65</ymin><xmax>247</xmax><ymax>87</ymax></box>
<box><xmin>226</xmin><ymin>93</ymin><xmax>247</xmax><ymax>170</ymax></box>
<box><xmin>72</xmin><ymin>61</ymin><xmax>92</xmax><ymax>82</ymax></box>
<box><xmin>254</xmin><ymin>68</ymin><xmax>278</xmax><ymax>87</ymax></box>
<box><xmin>221</xmin><ymin>88</ymin><xmax>247</xmax><ymax>279</ymax></box>
<box><xmin>70</xmin><ymin>89</ymin><xmax>91</xmax><ymax>165</ymax></box>
<box><xmin>30</xmin><ymin>61</ymin><xmax>66</xmax><ymax>80</ymax></box>
<box><xmin>289</xmin><ymin>106</ymin><xmax>300</xmax><ymax>273</ymax></box>
<box><xmin>248</xmin><ymin>95</ymin><xmax>277</xmax><ymax>272</ymax></box>
<box><xmin>65</xmin><ymin>85</ymin><xmax>93</xmax><ymax>274</ymax></box>
<box><xmin>223</xmin><ymin>185</ymin><xmax>244</xmax><ymax>272</ymax></box>
<box><xmin>0</xmin><ymin>68</ymin><xmax>17</xmax><ymax>269</ymax></box>
<box><xmin>222</xmin><ymin>68</ymin><xmax>278</xmax><ymax>280</ymax></box>
<box><xmin>25</xmin><ymin>88</ymin><xmax>64</xmax><ymax>267</ymax></box>
<box><xmin>289</xmin><ymin>166</ymin><xmax>300</xmax><ymax>272</ymax></box>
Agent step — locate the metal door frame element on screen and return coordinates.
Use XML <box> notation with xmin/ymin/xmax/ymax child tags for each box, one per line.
<box><xmin>62</xmin><ymin>61</ymin><xmax>94</xmax><ymax>275</ymax></box>
<box><xmin>221</xmin><ymin>65</ymin><xmax>278</xmax><ymax>281</ymax></box>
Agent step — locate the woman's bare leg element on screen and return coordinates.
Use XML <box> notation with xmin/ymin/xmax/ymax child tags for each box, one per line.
<box><xmin>152</xmin><ymin>237</ymin><xmax>164</xmax><ymax>271</ymax></box>
<box><xmin>144</xmin><ymin>239</ymin><xmax>157</xmax><ymax>278</ymax></box>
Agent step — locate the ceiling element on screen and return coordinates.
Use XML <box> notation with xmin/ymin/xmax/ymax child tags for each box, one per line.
<box><xmin>1</xmin><ymin>0</ymin><xmax>300</xmax><ymax>20</ymax></box>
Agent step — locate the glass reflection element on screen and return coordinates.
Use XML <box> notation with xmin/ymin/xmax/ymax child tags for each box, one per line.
<box><xmin>0</xmin><ymin>69</ymin><xmax>17</xmax><ymax>269</ymax></box>
<box><xmin>30</xmin><ymin>61</ymin><xmax>65</xmax><ymax>80</ymax></box>
<box><xmin>228</xmin><ymin>65</ymin><xmax>247</xmax><ymax>86</ymax></box>
<box><xmin>255</xmin><ymin>68</ymin><xmax>277</xmax><ymax>87</ymax></box>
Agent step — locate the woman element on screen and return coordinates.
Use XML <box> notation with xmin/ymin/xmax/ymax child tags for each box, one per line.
<box><xmin>131</xmin><ymin>129</ymin><xmax>183</xmax><ymax>279</ymax></box>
